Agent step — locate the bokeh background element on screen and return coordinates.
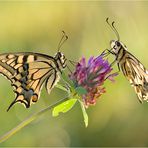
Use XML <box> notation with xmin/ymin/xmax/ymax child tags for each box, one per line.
<box><xmin>0</xmin><ymin>1</ymin><xmax>148</xmax><ymax>147</ymax></box>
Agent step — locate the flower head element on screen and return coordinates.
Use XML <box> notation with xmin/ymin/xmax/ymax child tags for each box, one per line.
<box><xmin>69</xmin><ymin>55</ymin><xmax>118</xmax><ymax>107</ymax></box>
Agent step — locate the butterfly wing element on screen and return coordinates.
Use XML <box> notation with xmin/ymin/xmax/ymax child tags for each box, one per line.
<box><xmin>120</xmin><ymin>51</ymin><xmax>148</xmax><ymax>103</ymax></box>
<box><xmin>0</xmin><ymin>53</ymin><xmax>61</xmax><ymax>111</ymax></box>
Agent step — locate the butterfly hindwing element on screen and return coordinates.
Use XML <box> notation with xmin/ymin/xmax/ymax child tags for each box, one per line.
<box><xmin>120</xmin><ymin>52</ymin><xmax>148</xmax><ymax>103</ymax></box>
<box><xmin>0</xmin><ymin>52</ymin><xmax>64</xmax><ymax>111</ymax></box>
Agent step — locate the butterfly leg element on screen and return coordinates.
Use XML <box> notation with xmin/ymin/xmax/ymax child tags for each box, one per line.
<box><xmin>106</xmin><ymin>48</ymin><xmax>120</xmax><ymax>72</ymax></box>
<box><xmin>104</xmin><ymin>60</ymin><xmax>119</xmax><ymax>81</ymax></box>
<box><xmin>99</xmin><ymin>49</ymin><xmax>111</xmax><ymax>58</ymax></box>
<box><xmin>110</xmin><ymin>58</ymin><xmax>120</xmax><ymax>72</ymax></box>
<box><xmin>68</xmin><ymin>60</ymin><xmax>77</xmax><ymax>66</ymax></box>
<box><xmin>64</xmin><ymin>83</ymin><xmax>71</xmax><ymax>93</ymax></box>
<box><xmin>67</xmin><ymin>65</ymin><xmax>73</xmax><ymax>74</ymax></box>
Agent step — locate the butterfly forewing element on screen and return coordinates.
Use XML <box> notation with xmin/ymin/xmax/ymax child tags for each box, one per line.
<box><xmin>110</xmin><ymin>40</ymin><xmax>148</xmax><ymax>103</ymax></box>
<box><xmin>0</xmin><ymin>52</ymin><xmax>64</xmax><ymax>111</ymax></box>
<box><xmin>0</xmin><ymin>56</ymin><xmax>16</xmax><ymax>81</ymax></box>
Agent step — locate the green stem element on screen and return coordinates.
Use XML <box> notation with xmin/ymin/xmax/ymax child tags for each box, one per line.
<box><xmin>0</xmin><ymin>96</ymin><xmax>69</xmax><ymax>143</ymax></box>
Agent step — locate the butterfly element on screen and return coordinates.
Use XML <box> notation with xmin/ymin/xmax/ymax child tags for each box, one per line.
<box><xmin>104</xmin><ymin>18</ymin><xmax>148</xmax><ymax>103</ymax></box>
<box><xmin>0</xmin><ymin>31</ymin><xmax>67</xmax><ymax>111</ymax></box>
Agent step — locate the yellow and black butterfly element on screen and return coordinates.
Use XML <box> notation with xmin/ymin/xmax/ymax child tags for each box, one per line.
<box><xmin>105</xmin><ymin>18</ymin><xmax>148</xmax><ymax>103</ymax></box>
<box><xmin>0</xmin><ymin>31</ymin><xmax>67</xmax><ymax>111</ymax></box>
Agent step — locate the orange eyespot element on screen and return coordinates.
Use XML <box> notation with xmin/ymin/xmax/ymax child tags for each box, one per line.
<box><xmin>31</xmin><ymin>94</ymin><xmax>38</xmax><ymax>102</ymax></box>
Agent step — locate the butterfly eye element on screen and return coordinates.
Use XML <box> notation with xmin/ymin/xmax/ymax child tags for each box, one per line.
<box><xmin>116</xmin><ymin>41</ymin><xmax>121</xmax><ymax>47</ymax></box>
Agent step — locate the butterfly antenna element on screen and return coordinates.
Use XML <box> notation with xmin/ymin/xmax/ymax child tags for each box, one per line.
<box><xmin>112</xmin><ymin>21</ymin><xmax>120</xmax><ymax>41</ymax></box>
<box><xmin>106</xmin><ymin>18</ymin><xmax>120</xmax><ymax>41</ymax></box>
<box><xmin>57</xmin><ymin>31</ymin><xmax>68</xmax><ymax>52</ymax></box>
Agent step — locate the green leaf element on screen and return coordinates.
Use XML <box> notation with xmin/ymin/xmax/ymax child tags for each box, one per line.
<box><xmin>75</xmin><ymin>86</ymin><xmax>87</xmax><ymax>95</ymax></box>
<box><xmin>52</xmin><ymin>99</ymin><xmax>77</xmax><ymax>117</ymax></box>
<box><xmin>79</xmin><ymin>100</ymin><xmax>88</xmax><ymax>127</ymax></box>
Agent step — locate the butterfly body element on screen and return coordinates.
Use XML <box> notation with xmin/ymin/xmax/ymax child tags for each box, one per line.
<box><xmin>0</xmin><ymin>52</ymin><xmax>66</xmax><ymax>111</ymax></box>
<box><xmin>110</xmin><ymin>40</ymin><xmax>148</xmax><ymax>103</ymax></box>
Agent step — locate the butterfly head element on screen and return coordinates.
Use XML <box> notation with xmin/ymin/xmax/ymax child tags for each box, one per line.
<box><xmin>55</xmin><ymin>52</ymin><xmax>67</xmax><ymax>70</ymax></box>
<box><xmin>110</xmin><ymin>40</ymin><xmax>127</xmax><ymax>54</ymax></box>
<box><xmin>110</xmin><ymin>40</ymin><xmax>122</xmax><ymax>54</ymax></box>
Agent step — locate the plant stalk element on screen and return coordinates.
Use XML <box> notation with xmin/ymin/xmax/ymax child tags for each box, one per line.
<box><xmin>0</xmin><ymin>96</ymin><xmax>69</xmax><ymax>143</ymax></box>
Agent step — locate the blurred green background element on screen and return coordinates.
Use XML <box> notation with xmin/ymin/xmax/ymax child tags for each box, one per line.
<box><xmin>0</xmin><ymin>1</ymin><xmax>148</xmax><ymax>147</ymax></box>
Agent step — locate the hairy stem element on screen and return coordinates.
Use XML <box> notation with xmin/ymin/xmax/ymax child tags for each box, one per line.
<box><xmin>0</xmin><ymin>96</ymin><xmax>69</xmax><ymax>143</ymax></box>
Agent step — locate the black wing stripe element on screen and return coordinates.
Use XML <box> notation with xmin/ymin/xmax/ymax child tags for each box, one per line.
<box><xmin>30</xmin><ymin>69</ymin><xmax>53</xmax><ymax>90</ymax></box>
<box><xmin>23</xmin><ymin>55</ymin><xmax>28</xmax><ymax>63</ymax></box>
<box><xmin>36</xmin><ymin>69</ymin><xmax>54</xmax><ymax>90</ymax></box>
<box><xmin>50</xmin><ymin>70</ymin><xmax>57</xmax><ymax>89</ymax></box>
<box><xmin>45</xmin><ymin>71</ymin><xmax>55</xmax><ymax>93</ymax></box>
<box><xmin>0</xmin><ymin>61</ymin><xmax>15</xmax><ymax>75</ymax></box>
<box><xmin>36</xmin><ymin>72</ymin><xmax>54</xmax><ymax>94</ymax></box>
